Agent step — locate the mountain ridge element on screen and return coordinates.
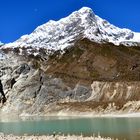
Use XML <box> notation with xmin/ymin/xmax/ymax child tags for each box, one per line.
<box><xmin>0</xmin><ymin>7</ymin><xmax>140</xmax><ymax>116</ymax></box>
<box><xmin>2</xmin><ymin>7</ymin><xmax>140</xmax><ymax>56</ymax></box>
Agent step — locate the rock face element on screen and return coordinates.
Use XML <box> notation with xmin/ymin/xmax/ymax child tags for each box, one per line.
<box><xmin>90</xmin><ymin>81</ymin><xmax>140</xmax><ymax>102</ymax></box>
<box><xmin>0</xmin><ymin>39</ymin><xmax>140</xmax><ymax>115</ymax></box>
<box><xmin>0</xmin><ymin>53</ymin><xmax>92</xmax><ymax>115</ymax></box>
<box><xmin>0</xmin><ymin>7</ymin><xmax>140</xmax><ymax>115</ymax></box>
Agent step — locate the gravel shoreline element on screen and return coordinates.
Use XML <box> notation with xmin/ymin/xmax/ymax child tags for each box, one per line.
<box><xmin>0</xmin><ymin>134</ymin><xmax>117</xmax><ymax>140</ymax></box>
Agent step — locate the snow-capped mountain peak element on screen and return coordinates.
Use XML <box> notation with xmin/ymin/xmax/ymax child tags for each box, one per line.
<box><xmin>2</xmin><ymin>7</ymin><xmax>140</xmax><ymax>55</ymax></box>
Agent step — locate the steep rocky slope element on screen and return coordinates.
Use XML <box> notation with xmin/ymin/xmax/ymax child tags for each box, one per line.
<box><xmin>0</xmin><ymin>7</ymin><xmax>140</xmax><ymax>116</ymax></box>
<box><xmin>0</xmin><ymin>39</ymin><xmax>140</xmax><ymax>115</ymax></box>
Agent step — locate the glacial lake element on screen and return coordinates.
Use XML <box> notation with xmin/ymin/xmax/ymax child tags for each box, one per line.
<box><xmin>0</xmin><ymin>116</ymin><xmax>140</xmax><ymax>140</ymax></box>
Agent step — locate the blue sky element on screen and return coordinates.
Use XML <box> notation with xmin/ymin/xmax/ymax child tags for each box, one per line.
<box><xmin>0</xmin><ymin>0</ymin><xmax>140</xmax><ymax>43</ymax></box>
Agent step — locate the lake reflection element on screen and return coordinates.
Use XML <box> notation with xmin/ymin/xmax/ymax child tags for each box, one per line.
<box><xmin>0</xmin><ymin>116</ymin><xmax>139</xmax><ymax>140</ymax></box>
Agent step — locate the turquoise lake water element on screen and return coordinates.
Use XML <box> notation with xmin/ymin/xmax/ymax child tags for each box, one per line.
<box><xmin>0</xmin><ymin>117</ymin><xmax>140</xmax><ymax>140</ymax></box>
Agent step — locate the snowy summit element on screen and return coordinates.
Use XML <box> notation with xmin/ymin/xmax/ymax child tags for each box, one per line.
<box><xmin>2</xmin><ymin>7</ymin><xmax>140</xmax><ymax>54</ymax></box>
